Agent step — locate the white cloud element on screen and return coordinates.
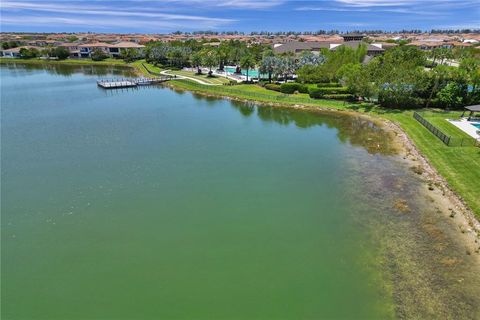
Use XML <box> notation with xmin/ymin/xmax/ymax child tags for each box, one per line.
<box><xmin>0</xmin><ymin>1</ymin><xmax>236</xmax><ymax>30</ymax></box>
<box><xmin>0</xmin><ymin>15</ymin><xmax>228</xmax><ymax>30</ymax></box>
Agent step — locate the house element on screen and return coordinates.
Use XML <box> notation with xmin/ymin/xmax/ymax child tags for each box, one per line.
<box><xmin>107</xmin><ymin>41</ymin><xmax>145</xmax><ymax>57</ymax></box>
<box><xmin>58</xmin><ymin>42</ymin><xmax>81</xmax><ymax>58</ymax></box>
<box><xmin>273</xmin><ymin>41</ymin><xmax>331</xmax><ymax>55</ymax></box>
<box><xmin>273</xmin><ymin>40</ymin><xmax>384</xmax><ymax>58</ymax></box>
<box><xmin>78</xmin><ymin>42</ymin><xmax>111</xmax><ymax>58</ymax></box>
<box><xmin>1</xmin><ymin>46</ymin><xmax>42</xmax><ymax>58</ymax></box>
<box><xmin>342</xmin><ymin>34</ymin><xmax>366</xmax><ymax>42</ymax></box>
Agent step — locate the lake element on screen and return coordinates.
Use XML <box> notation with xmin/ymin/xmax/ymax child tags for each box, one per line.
<box><xmin>1</xmin><ymin>63</ymin><xmax>479</xmax><ymax>319</ymax></box>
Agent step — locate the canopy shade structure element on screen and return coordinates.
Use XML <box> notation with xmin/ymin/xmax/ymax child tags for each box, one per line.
<box><xmin>461</xmin><ymin>105</ymin><xmax>480</xmax><ymax>120</ymax></box>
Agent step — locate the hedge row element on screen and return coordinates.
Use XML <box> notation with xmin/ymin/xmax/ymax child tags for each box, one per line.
<box><xmin>308</xmin><ymin>87</ymin><xmax>353</xmax><ymax>100</ymax></box>
<box><xmin>316</xmin><ymin>82</ymin><xmax>342</xmax><ymax>88</ymax></box>
<box><xmin>322</xmin><ymin>94</ymin><xmax>355</xmax><ymax>100</ymax></box>
<box><xmin>279</xmin><ymin>83</ymin><xmax>308</xmax><ymax>94</ymax></box>
<box><xmin>265</xmin><ymin>83</ymin><xmax>281</xmax><ymax>92</ymax></box>
<box><xmin>315</xmin><ymin>87</ymin><xmax>351</xmax><ymax>95</ymax></box>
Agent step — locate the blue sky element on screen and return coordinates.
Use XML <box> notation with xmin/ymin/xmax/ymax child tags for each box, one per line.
<box><xmin>1</xmin><ymin>0</ymin><xmax>479</xmax><ymax>33</ymax></box>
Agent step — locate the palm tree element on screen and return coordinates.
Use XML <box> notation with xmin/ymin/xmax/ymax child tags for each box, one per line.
<box><xmin>201</xmin><ymin>49</ymin><xmax>218</xmax><ymax>76</ymax></box>
<box><xmin>259</xmin><ymin>56</ymin><xmax>276</xmax><ymax>83</ymax></box>
<box><xmin>191</xmin><ymin>52</ymin><xmax>202</xmax><ymax>74</ymax></box>
<box><xmin>259</xmin><ymin>50</ymin><xmax>276</xmax><ymax>83</ymax></box>
<box><xmin>240</xmin><ymin>54</ymin><xmax>256</xmax><ymax>82</ymax></box>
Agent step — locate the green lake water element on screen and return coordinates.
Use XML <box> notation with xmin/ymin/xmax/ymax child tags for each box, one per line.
<box><xmin>2</xmin><ymin>63</ymin><xmax>479</xmax><ymax>319</ymax></box>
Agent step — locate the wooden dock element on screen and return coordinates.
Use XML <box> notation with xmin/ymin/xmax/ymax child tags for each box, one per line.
<box><xmin>97</xmin><ymin>76</ymin><xmax>173</xmax><ymax>89</ymax></box>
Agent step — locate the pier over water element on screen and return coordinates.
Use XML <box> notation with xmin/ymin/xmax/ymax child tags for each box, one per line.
<box><xmin>97</xmin><ymin>76</ymin><xmax>173</xmax><ymax>89</ymax></box>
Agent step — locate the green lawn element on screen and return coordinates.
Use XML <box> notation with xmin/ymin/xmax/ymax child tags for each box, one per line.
<box><xmin>418</xmin><ymin>111</ymin><xmax>473</xmax><ymax>139</ymax></box>
<box><xmin>167</xmin><ymin>69</ymin><xmax>231</xmax><ymax>85</ymax></box>
<box><xmin>171</xmin><ymin>79</ymin><xmax>480</xmax><ymax>216</ymax></box>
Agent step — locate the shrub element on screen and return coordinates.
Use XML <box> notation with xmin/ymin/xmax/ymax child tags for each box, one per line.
<box><xmin>315</xmin><ymin>87</ymin><xmax>351</xmax><ymax>95</ymax></box>
<box><xmin>308</xmin><ymin>87</ymin><xmax>324</xmax><ymax>99</ymax></box>
<box><xmin>322</xmin><ymin>94</ymin><xmax>355</xmax><ymax>101</ymax></box>
<box><xmin>265</xmin><ymin>83</ymin><xmax>281</xmax><ymax>92</ymax></box>
<box><xmin>53</xmin><ymin>47</ymin><xmax>70</xmax><ymax>60</ymax></box>
<box><xmin>19</xmin><ymin>48</ymin><xmax>40</xmax><ymax>59</ymax></box>
<box><xmin>279</xmin><ymin>83</ymin><xmax>308</xmax><ymax>94</ymax></box>
<box><xmin>378</xmin><ymin>89</ymin><xmax>424</xmax><ymax>108</ymax></box>
<box><xmin>91</xmin><ymin>48</ymin><xmax>108</xmax><ymax>61</ymax></box>
<box><xmin>316</xmin><ymin>82</ymin><xmax>342</xmax><ymax>88</ymax></box>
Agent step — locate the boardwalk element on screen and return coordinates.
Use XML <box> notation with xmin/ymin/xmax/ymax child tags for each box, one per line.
<box><xmin>97</xmin><ymin>76</ymin><xmax>173</xmax><ymax>89</ymax></box>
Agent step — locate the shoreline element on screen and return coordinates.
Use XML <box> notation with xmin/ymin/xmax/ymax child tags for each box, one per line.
<box><xmin>164</xmin><ymin>81</ymin><xmax>480</xmax><ymax>247</ymax></box>
<box><xmin>2</xmin><ymin>59</ymin><xmax>479</xmax><ymax>243</ymax></box>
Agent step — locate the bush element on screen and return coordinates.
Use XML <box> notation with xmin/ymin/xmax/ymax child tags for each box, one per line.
<box><xmin>91</xmin><ymin>48</ymin><xmax>108</xmax><ymax>61</ymax></box>
<box><xmin>322</xmin><ymin>94</ymin><xmax>355</xmax><ymax>100</ymax></box>
<box><xmin>19</xmin><ymin>48</ymin><xmax>40</xmax><ymax>59</ymax></box>
<box><xmin>316</xmin><ymin>87</ymin><xmax>350</xmax><ymax>95</ymax></box>
<box><xmin>279</xmin><ymin>83</ymin><xmax>308</xmax><ymax>94</ymax></box>
<box><xmin>309</xmin><ymin>87</ymin><xmax>354</xmax><ymax>100</ymax></box>
<box><xmin>308</xmin><ymin>87</ymin><xmax>324</xmax><ymax>99</ymax></box>
<box><xmin>53</xmin><ymin>47</ymin><xmax>70</xmax><ymax>60</ymax></box>
<box><xmin>265</xmin><ymin>83</ymin><xmax>281</xmax><ymax>92</ymax></box>
<box><xmin>308</xmin><ymin>86</ymin><xmax>351</xmax><ymax>99</ymax></box>
<box><xmin>316</xmin><ymin>82</ymin><xmax>342</xmax><ymax>88</ymax></box>
<box><xmin>378</xmin><ymin>89</ymin><xmax>424</xmax><ymax>108</ymax></box>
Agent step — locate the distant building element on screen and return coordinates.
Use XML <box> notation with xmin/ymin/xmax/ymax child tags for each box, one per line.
<box><xmin>0</xmin><ymin>46</ymin><xmax>42</xmax><ymax>58</ymax></box>
<box><xmin>107</xmin><ymin>41</ymin><xmax>145</xmax><ymax>57</ymax></box>
<box><xmin>76</xmin><ymin>41</ymin><xmax>144</xmax><ymax>58</ymax></box>
<box><xmin>342</xmin><ymin>34</ymin><xmax>366</xmax><ymax>42</ymax></box>
<box><xmin>78</xmin><ymin>42</ymin><xmax>111</xmax><ymax>58</ymax></box>
<box><xmin>272</xmin><ymin>40</ymin><xmax>384</xmax><ymax>58</ymax></box>
<box><xmin>58</xmin><ymin>43</ymin><xmax>80</xmax><ymax>58</ymax></box>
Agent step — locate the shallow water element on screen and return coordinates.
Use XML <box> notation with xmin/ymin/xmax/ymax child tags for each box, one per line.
<box><xmin>1</xmin><ymin>63</ymin><xmax>479</xmax><ymax>319</ymax></box>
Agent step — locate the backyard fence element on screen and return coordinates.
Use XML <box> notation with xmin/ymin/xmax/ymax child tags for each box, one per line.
<box><xmin>413</xmin><ymin>112</ymin><xmax>479</xmax><ymax>147</ymax></box>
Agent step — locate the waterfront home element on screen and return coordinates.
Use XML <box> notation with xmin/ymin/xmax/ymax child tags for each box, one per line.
<box><xmin>78</xmin><ymin>42</ymin><xmax>111</xmax><ymax>58</ymax></box>
<box><xmin>0</xmin><ymin>46</ymin><xmax>42</xmax><ymax>58</ymax></box>
<box><xmin>273</xmin><ymin>40</ymin><xmax>384</xmax><ymax>58</ymax></box>
<box><xmin>58</xmin><ymin>42</ymin><xmax>80</xmax><ymax>58</ymax></box>
<box><xmin>107</xmin><ymin>41</ymin><xmax>145</xmax><ymax>57</ymax></box>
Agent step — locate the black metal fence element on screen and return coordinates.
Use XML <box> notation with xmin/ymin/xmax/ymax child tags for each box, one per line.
<box><xmin>413</xmin><ymin>112</ymin><xmax>479</xmax><ymax>147</ymax></box>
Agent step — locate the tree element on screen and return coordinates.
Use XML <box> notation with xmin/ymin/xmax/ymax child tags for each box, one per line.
<box><xmin>337</xmin><ymin>63</ymin><xmax>377</xmax><ymax>101</ymax></box>
<box><xmin>91</xmin><ymin>48</ymin><xmax>108</xmax><ymax>61</ymax></box>
<box><xmin>53</xmin><ymin>47</ymin><xmax>70</xmax><ymax>60</ymax></box>
<box><xmin>120</xmin><ymin>48</ymin><xmax>138</xmax><ymax>63</ymax></box>
<box><xmin>240</xmin><ymin>54</ymin><xmax>256</xmax><ymax>82</ymax></box>
<box><xmin>436</xmin><ymin>82</ymin><xmax>467</xmax><ymax>109</ymax></box>
<box><xmin>216</xmin><ymin>44</ymin><xmax>229</xmax><ymax>70</ymax></box>
<box><xmin>298</xmin><ymin>51</ymin><xmax>325</xmax><ymax>67</ymax></box>
<box><xmin>425</xmin><ymin>65</ymin><xmax>452</xmax><ymax>108</ymax></box>
<box><xmin>19</xmin><ymin>47</ymin><xmax>40</xmax><ymax>59</ymax></box>
<box><xmin>191</xmin><ymin>52</ymin><xmax>203</xmax><ymax>74</ymax></box>
<box><xmin>1</xmin><ymin>41</ymin><xmax>20</xmax><ymax>50</ymax></box>
<box><xmin>201</xmin><ymin>49</ymin><xmax>218</xmax><ymax>76</ymax></box>
<box><xmin>275</xmin><ymin>55</ymin><xmax>296</xmax><ymax>82</ymax></box>
<box><xmin>259</xmin><ymin>50</ymin><xmax>276</xmax><ymax>83</ymax></box>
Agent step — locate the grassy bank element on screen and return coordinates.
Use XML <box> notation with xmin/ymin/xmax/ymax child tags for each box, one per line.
<box><xmin>169</xmin><ymin>79</ymin><xmax>480</xmax><ymax>216</ymax></box>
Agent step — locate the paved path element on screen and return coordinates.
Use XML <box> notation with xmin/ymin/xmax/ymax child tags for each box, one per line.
<box><xmin>160</xmin><ymin>70</ymin><xmax>219</xmax><ymax>86</ymax></box>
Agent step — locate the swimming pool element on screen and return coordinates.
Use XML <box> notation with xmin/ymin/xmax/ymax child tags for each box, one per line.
<box><xmin>472</xmin><ymin>123</ymin><xmax>480</xmax><ymax>129</ymax></box>
<box><xmin>224</xmin><ymin>66</ymin><xmax>265</xmax><ymax>78</ymax></box>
